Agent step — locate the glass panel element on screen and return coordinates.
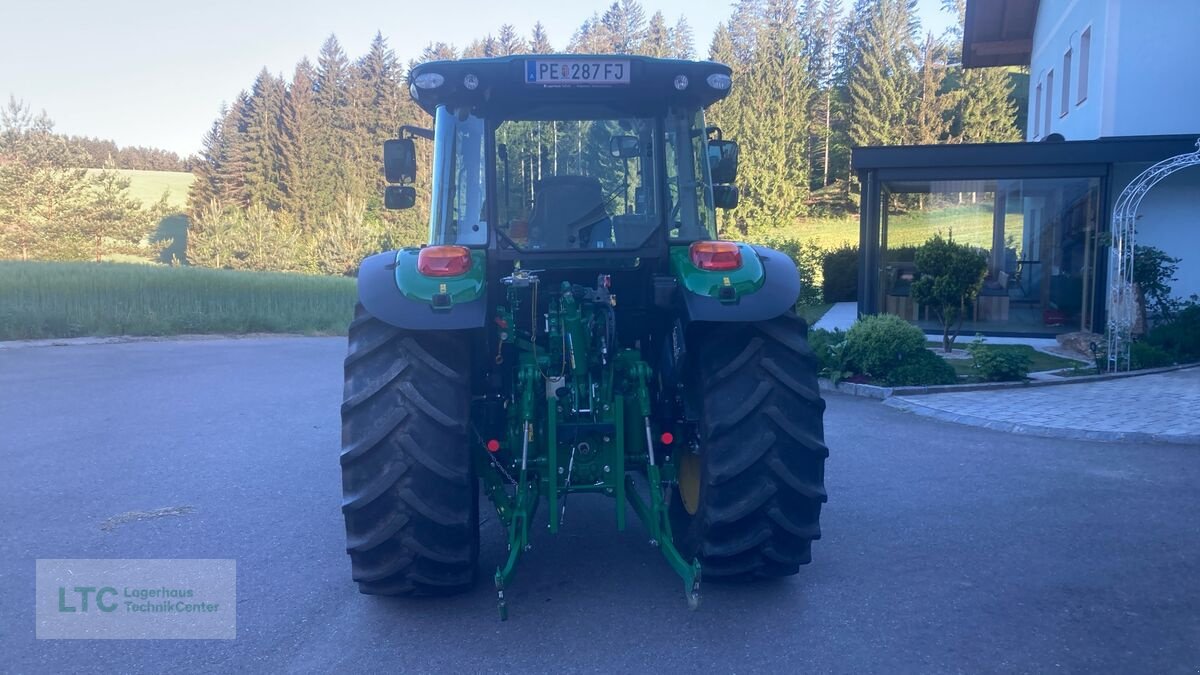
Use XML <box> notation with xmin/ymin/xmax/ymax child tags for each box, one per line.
<box><xmin>493</xmin><ymin>116</ymin><xmax>657</xmax><ymax>250</ymax></box>
<box><xmin>875</xmin><ymin>176</ymin><xmax>1102</xmax><ymax>335</ymax></box>
<box><xmin>665</xmin><ymin>109</ymin><xmax>716</xmax><ymax>241</ymax></box>
<box><xmin>429</xmin><ymin>106</ymin><xmax>487</xmax><ymax>246</ymax></box>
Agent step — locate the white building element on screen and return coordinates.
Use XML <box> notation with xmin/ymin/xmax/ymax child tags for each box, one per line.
<box><xmin>969</xmin><ymin>0</ymin><xmax>1200</xmax><ymax>301</ymax></box>
<box><xmin>850</xmin><ymin>0</ymin><xmax>1200</xmax><ymax>338</ymax></box>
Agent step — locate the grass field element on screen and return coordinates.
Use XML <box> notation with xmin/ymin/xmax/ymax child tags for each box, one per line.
<box><xmin>86</xmin><ymin>169</ymin><xmax>194</xmax><ymax>211</ymax></box>
<box><xmin>769</xmin><ymin>204</ymin><xmax>1022</xmax><ymax>253</ymax></box>
<box><xmin>0</xmin><ymin>261</ymin><xmax>355</xmax><ymax>340</ymax></box>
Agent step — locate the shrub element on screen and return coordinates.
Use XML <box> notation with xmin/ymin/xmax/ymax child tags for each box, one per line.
<box><xmin>883</xmin><ymin>245</ymin><xmax>919</xmax><ymax>263</ymax></box>
<box><xmin>910</xmin><ymin>234</ymin><xmax>988</xmax><ymax>352</ymax></box>
<box><xmin>1144</xmin><ymin>299</ymin><xmax>1200</xmax><ymax>362</ymax></box>
<box><xmin>1133</xmin><ymin>245</ymin><xmax>1181</xmax><ymax>321</ymax></box>
<box><xmin>808</xmin><ymin>328</ymin><xmax>845</xmax><ymax>371</ymax></box>
<box><xmin>821</xmin><ymin>244</ymin><xmax>858</xmax><ymax>302</ymax></box>
<box><xmin>966</xmin><ymin>338</ymin><xmax>1031</xmax><ymax>382</ymax></box>
<box><xmin>883</xmin><ymin>348</ymin><xmax>958</xmax><ymax>386</ymax></box>
<box><xmin>1129</xmin><ymin>341</ymin><xmax>1175</xmax><ymax>370</ymax></box>
<box><xmin>758</xmin><ymin>237</ymin><xmax>823</xmax><ymax>306</ymax></box>
<box><xmin>844</xmin><ymin>314</ymin><xmax>927</xmax><ymax>378</ymax></box>
<box><xmin>809</xmin><ymin>328</ymin><xmax>852</xmax><ymax>383</ymax></box>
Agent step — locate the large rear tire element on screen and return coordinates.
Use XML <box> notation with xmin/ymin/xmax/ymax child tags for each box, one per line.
<box><xmin>671</xmin><ymin>313</ymin><xmax>828</xmax><ymax>580</ymax></box>
<box><xmin>339</xmin><ymin>304</ymin><xmax>479</xmax><ymax>596</ymax></box>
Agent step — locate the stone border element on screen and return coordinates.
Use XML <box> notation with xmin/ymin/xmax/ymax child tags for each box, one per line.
<box><xmin>882</xmin><ymin>396</ymin><xmax>1200</xmax><ymax>445</ymax></box>
<box><xmin>819</xmin><ymin>362</ymin><xmax>1200</xmax><ymax>399</ymax></box>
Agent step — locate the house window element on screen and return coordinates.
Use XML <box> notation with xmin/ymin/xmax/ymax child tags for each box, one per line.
<box><xmin>1034</xmin><ymin>82</ymin><xmax>1043</xmax><ymax>137</ymax></box>
<box><xmin>1045</xmin><ymin>70</ymin><xmax>1054</xmax><ymax>132</ymax></box>
<box><xmin>1078</xmin><ymin>27</ymin><xmax>1091</xmax><ymax>104</ymax></box>
<box><xmin>1061</xmin><ymin>49</ymin><xmax>1072</xmax><ymax>116</ymax></box>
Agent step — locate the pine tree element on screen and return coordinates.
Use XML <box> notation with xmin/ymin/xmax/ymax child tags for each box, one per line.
<box><xmin>496</xmin><ymin>24</ymin><xmax>527</xmax><ymax>55</ymax></box>
<box><xmin>913</xmin><ymin>32</ymin><xmax>954</xmax><ymax>144</ymax></box>
<box><xmin>644</xmin><ymin>11</ymin><xmax>672</xmax><ymax>57</ymax></box>
<box><xmin>569</xmin><ymin>12</ymin><xmax>616</xmax><ymax>53</ymax></box>
<box><xmin>670</xmin><ymin>16</ymin><xmax>695</xmax><ymax>58</ymax></box>
<box><xmin>529</xmin><ymin>22</ymin><xmax>554</xmax><ymax>54</ymax></box>
<box><xmin>78</xmin><ymin>164</ymin><xmax>154</xmax><ymax>261</ymax></box>
<box><xmin>188</xmin><ymin>109</ymin><xmax>226</xmax><ymax>214</ymax></box>
<box><xmin>847</xmin><ymin>0</ymin><xmax>920</xmax><ymax>148</ymax></box>
<box><xmin>602</xmin><ymin>0</ymin><xmax>647</xmax><ymax>53</ymax></box>
<box><xmin>314</xmin><ymin>35</ymin><xmax>355</xmax><ymax>219</ymax></box>
<box><xmin>241</xmin><ymin>68</ymin><xmax>288</xmax><ymax>210</ymax></box>
<box><xmin>281</xmin><ymin>59</ymin><xmax>320</xmax><ymax>228</ymax></box>
<box><xmin>959</xmin><ymin>68</ymin><xmax>1021</xmax><ymax>142</ymax></box>
<box><xmin>419</xmin><ymin>42</ymin><xmax>458</xmax><ymax>62</ymax></box>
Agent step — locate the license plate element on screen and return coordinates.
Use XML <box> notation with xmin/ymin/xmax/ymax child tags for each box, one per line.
<box><xmin>525</xmin><ymin>60</ymin><xmax>630</xmax><ymax>85</ymax></box>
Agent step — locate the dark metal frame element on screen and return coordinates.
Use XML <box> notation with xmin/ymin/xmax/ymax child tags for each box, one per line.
<box><xmin>852</xmin><ymin>134</ymin><xmax>1200</xmax><ymax>334</ymax></box>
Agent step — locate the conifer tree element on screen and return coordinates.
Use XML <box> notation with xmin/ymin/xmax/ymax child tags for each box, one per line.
<box><xmin>242</xmin><ymin>69</ymin><xmax>288</xmax><ymax>211</ymax></box>
<box><xmin>281</xmin><ymin>59</ymin><xmax>320</xmax><ymax>228</ymax></box>
<box><xmin>847</xmin><ymin>0</ymin><xmax>920</xmax><ymax>147</ymax></box>
<box><xmin>670</xmin><ymin>16</ymin><xmax>695</xmax><ymax>58</ymax></box>
<box><xmin>496</xmin><ymin>25</ymin><xmax>527</xmax><ymax>55</ymax></box>
<box><xmin>644</xmin><ymin>11</ymin><xmax>672</xmax><ymax>57</ymax></box>
<box><xmin>529</xmin><ymin>23</ymin><xmax>554</xmax><ymax>54</ymax></box>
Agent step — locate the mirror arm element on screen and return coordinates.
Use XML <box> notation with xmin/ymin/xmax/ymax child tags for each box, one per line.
<box><xmin>399</xmin><ymin>125</ymin><xmax>434</xmax><ymax>141</ymax></box>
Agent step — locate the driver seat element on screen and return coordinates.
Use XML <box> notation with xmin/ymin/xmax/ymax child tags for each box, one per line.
<box><xmin>528</xmin><ymin>176</ymin><xmax>610</xmax><ymax>248</ymax></box>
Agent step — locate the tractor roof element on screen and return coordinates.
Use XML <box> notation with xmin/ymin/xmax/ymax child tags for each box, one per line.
<box><xmin>407</xmin><ymin>54</ymin><xmax>733</xmax><ymax>118</ymax></box>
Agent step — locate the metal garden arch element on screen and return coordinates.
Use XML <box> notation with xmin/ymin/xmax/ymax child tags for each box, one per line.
<box><xmin>1106</xmin><ymin>138</ymin><xmax>1200</xmax><ymax>372</ymax></box>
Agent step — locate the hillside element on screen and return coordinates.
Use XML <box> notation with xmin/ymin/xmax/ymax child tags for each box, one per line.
<box><xmin>86</xmin><ymin>169</ymin><xmax>193</xmax><ymax>211</ymax></box>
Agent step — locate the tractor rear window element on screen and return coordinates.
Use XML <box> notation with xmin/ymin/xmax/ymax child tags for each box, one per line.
<box><xmin>494</xmin><ymin>117</ymin><xmax>658</xmax><ymax>251</ymax></box>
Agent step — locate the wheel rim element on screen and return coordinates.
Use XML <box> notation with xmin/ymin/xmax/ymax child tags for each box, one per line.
<box><xmin>678</xmin><ymin>452</ymin><xmax>701</xmax><ymax>516</ymax></box>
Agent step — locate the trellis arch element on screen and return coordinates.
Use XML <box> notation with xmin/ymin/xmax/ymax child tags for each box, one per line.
<box><xmin>1106</xmin><ymin>138</ymin><xmax>1200</xmax><ymax>372</ymax></box>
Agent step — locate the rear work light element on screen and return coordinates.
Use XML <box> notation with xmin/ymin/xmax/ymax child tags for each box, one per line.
<box><xmin>689</xmin><ymin>241</ymin><xmax>742</xmax><ymax>271</ymax></box>
<box><xmin>417</xmin><ymin>245</ymin><xmax>472</xmax><ymax>277</ymax></box>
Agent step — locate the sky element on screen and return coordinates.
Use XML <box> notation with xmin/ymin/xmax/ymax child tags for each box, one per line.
<box><xmin>0</xmin><ymin>0</ymin><xmax>953</xmax><ymax>158</ymax></box>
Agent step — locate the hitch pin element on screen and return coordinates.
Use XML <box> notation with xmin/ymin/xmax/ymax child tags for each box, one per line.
<box><xmin>521</xmin><ymin>421</ymin><xmax>531</xmax><ymax>471</ymax></box>
<box><xmin>644</xmin><ymin>419</ymin><xmax>656</xmax><ymax>467</ymax></box>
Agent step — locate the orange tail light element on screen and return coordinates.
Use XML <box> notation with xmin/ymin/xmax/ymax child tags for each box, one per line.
<box><xmin>689</xmin><ymin>241</ymin><xmax>742</xmax><ymax>271</ymax></box>
<box><xmin>417</xmin><ymin>245</ymin><xmax>472</xmax><ymax>277</ymax></box>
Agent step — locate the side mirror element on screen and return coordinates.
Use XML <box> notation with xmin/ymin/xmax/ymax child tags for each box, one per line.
<box><xmin>385</xmin><ymin>185</ymin><xmax>416</xmax><ymax>210</ymax></box>
<box><xmin>384</xmin><ymin>138</ymin><xmax>416</xmax><ymax>184</ymax></box>
<box><xmin>712</xmin><ymin>184</ymin><xmax>739</xmax><ymax>210</ymax></box>
<box><xmin>609</xmin><ymin>135</ymin><xmax>640</xmax><ymax>159</ymax></box>
<box><xmin>708</xmin><ymin>139</ymin><xmax>739</xmax><ymax>184</ymax></box>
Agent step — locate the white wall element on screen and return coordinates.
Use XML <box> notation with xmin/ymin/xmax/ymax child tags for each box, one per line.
<box><xmin>1109</xmin><ymin>2</ymin><xmax>1200</xmax><ymax>137</ymax></box>
<box><xmin>1027</xmin><ymin>0</ymin><xmax>1200</xmax><ymax>141</ymax></box>
<box><xmin>1112</xmin><ymin>164</ymin><xmax>1200</xmax><ymax>301</ymax></box>
<box><xmin>1028</xmin><ymin>0</ymin><xmax>1109</xmax><ymax>141</ymax></box>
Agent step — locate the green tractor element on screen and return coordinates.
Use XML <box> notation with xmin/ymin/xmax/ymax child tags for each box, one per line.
<box><xmin>340</xmin><ymin>54</ymin><xmax>828</xmax><ymax>619</ymax></box>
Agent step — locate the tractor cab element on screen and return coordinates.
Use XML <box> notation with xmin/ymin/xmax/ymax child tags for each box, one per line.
<box><xmin>384</xmin><ymin>55</ymin><xmax>740</xmax><ymax>261</ymax></box>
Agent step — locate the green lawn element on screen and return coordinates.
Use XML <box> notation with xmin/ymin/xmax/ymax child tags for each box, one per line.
<box><xmin>0</xmin><ymin>261</ymin><xmax>354</xmax><ymax>339</ymax></box>
<box><xmin>940</xmin><ymin>344</ymin><xmax>1083</xmax><ymax>380</ymax></box>
<box><xmin>759</xmin><ymin>204</ymin><xmax>1023</xmax><ymax>253</ymax></box>
<box><xmin>86</xmin><ymin>169</ymin><xmax>194</xmax><ymax>211</ymax></box>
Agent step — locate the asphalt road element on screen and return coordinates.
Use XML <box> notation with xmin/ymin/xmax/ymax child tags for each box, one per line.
<box><xmin>2</xmin><ymin>337</ymin><xmax>1199</xmax><ymax>673</ymax></box>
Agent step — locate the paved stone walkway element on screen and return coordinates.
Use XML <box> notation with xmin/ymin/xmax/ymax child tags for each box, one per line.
<box><xmin>812</xmin><ymin>301</ymin><xmax>857</xmax><ymax>331</ymax></box>
<box><xmin>885</xmin><ymin>367</ymin><xmax>1200</xmax><ymax>444</ymax></box>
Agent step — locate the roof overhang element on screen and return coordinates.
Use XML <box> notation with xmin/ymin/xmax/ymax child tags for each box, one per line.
<box><xmin>962</xmin><ymin>0</ymin><xmax>1039</xmax><ymax>68</ymax></box>
<box><xmin>852</xmin><ymin>135</ymin><xmax>1200</xmax><ymax>178</ymax></box>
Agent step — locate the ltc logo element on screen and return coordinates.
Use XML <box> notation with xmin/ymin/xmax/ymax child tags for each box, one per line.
<box><xmin>58</xmin><ymin>586</ymin><xmax>118</xmax><ymax>612</ymax></box>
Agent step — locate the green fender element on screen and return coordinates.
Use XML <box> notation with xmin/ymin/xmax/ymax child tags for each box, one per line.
<box><xmin>357</xmin><ymin>248</ymin><xmax>487</xmax><ymax>330</ymax></box>
<box><xmin>669</xmin><ymin>243</ymin><xmax>801</xmax><ymax>322</ymax></box>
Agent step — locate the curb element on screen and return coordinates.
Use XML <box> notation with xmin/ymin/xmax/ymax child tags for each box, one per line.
<box><xmin>819</xmin><ymin>362</ymin><xmax>1200</xmax><ymax>399</ymax></box>
<box><xmin>882</xmin><ymin>396</ymin><xmax>1200</xmax><ymax>445</ymax></box>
